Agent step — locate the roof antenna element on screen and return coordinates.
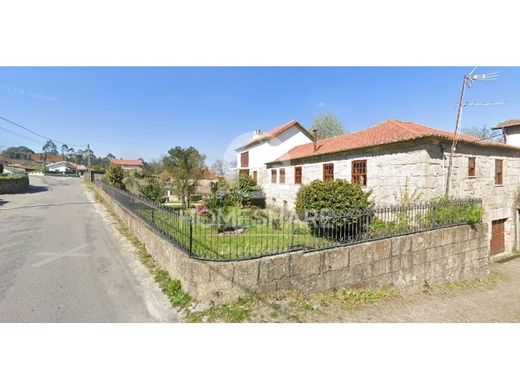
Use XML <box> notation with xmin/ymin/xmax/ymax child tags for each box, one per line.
<box><xmin>445</xmin><ymin>68</ymin><xmax>500</xmax><ymax>198</ymax></box>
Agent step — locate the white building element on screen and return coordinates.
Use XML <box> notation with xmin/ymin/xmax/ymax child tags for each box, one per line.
<box><xmin>46</xmin><ymin>161</ymin><xmax>86</xmax><ymax>173</ymax></box>
<box><xmin>235</xmin><ymin>118</ymin><xmax>520</xmax><ymax>259</ymax></box>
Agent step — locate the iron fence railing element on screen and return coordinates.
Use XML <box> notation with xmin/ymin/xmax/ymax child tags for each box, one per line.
<box><xmin>95</xmin><ymin>180</ymin><xmax>482</xmax><ymax>261</ymax></box>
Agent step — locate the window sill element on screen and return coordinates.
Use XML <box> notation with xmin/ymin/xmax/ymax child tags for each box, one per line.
<box><xmin>467</xmin><ymin>176</ymin><xmax>476</xmax><ymax>179</ymax></box>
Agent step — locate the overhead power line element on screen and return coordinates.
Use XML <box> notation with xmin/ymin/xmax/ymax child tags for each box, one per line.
<box><xmin>0</xmin><ymin>116</ymin><xmax>87</xmax><ymax>148</ymax></box>
<box><xmin>0</xmin><ymin>125</ymin><xmax>45</xmax><ymax>146</ymax></box>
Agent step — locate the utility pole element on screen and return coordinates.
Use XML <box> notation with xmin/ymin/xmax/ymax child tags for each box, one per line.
<box><xmin>87</xmin><ymin>143</ymin><xmax>91</xmax><ymax>169</ymax></box>
<box><xmin>444</xmin><ymin>69</ymin><xmax>499</xmax><ymax>198</ymax></box>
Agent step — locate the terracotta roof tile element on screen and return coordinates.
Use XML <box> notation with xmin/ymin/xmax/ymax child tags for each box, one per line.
<box><xmin>110</xmin><ymin>159</ymin><xmax>143</xmax><ymax>166</ymax></box>
<box><xmin>271</xmin><ymin>119</ymin><xmax>518</xmax><ymax>163</ymax></box>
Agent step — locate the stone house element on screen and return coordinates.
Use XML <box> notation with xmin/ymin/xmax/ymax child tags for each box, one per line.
<box><xmin>235</xmin><ymin>118</ymin><xmax>520</xmax><ymax>259</ymax></box>
<box><xmin>110</xmin><ymin>159</ymin><xmax>144</xmax><ymax>171</ymax></box>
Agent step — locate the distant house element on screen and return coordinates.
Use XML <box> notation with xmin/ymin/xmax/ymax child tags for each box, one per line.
<box><xmin>46</xmin><ymin>161</ymin><xmax>87</xmax><ymax>174</ymax></box>
<box><xmin>110</xmin><ymin>159</ymin><xmax>144</xmax><ymax>171</ymax></box>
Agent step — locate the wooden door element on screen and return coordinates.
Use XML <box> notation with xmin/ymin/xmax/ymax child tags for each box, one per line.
<box><xmin>490</xmin><ymin>219</ymin><xmax>506</xmax><ymax>255</ymax></box>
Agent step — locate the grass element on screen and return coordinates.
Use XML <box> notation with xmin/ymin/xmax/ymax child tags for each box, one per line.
<box><xmin>423</xmin><ymin>272</ymin><xmax>500</xmax><ymax>296</ymax></box>
<box><xmin>134</xmin><ymin>206</ymin><xmax>332</xmax><ymax>260</ymax></box>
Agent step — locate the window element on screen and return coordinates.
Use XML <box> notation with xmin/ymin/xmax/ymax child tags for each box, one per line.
<box><xmin>279</xmin><ymin>168</ymin><xmax>286</xmax><ymax>184</ymax></box>
<box><xmin>351</xmin><ymin>160</ymin><xmax>367</xmax><ymax>186</ymax></box>
<box><xmin>294</xmin><ymin>166</ymin><xmax>302</xmax><ymax>184</ymax></box>
<box><xmin>468</xmin><ymin>157</ymin><xmax>476</xmax><ymax>177</ymax></box>
<box><xmin>239</xmin><ymin>169</ymin><xmax>249</xmax><ymax>178</ymax></box>
<box><xmin>252</xmin><ymin>171</ymin><xmax>257</xmax><ymax>183</ymax></box>
<box><xmin>271</xmin><ymin>169</ymin><xmax>277</xmax><ymax>184</ymax></box>
<box><xmin>240</xmin><ymin>151</ymin><xmax>249</xmax><ymax>168</ymax></box>
<box><xmin>495</xmin><ymin>159</ymin><xmax>503</xmax><ymax>185</ymax></box>
<box><xmin>323</xmin><ymin>163</ymin><xmax>334</xmax><ymax>181</ymax></box>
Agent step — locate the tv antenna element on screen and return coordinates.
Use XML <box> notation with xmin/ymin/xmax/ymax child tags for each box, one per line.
<box><xmin>445</xmin><ymin>68</ymin><xmax>500</xmax><ymax>198</ymax></box>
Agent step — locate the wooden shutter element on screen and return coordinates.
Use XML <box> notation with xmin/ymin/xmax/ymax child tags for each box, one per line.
<box><xmin>271</xmin><ymin>169</ymin><xmax>277</xmax><ymax>184</ymax></box>
<box><xmin>240</xmin><ymin>151</ymin><xmax>249</xmax><ymax>168</ymax></box>
<box><xmin>279</xmin><ymin>168</ymin><xmax>285</xmax><ymax>184</ymax></box>
<box><xmin>294</xmin><ymin>166</ymin><xmax>302</xmax><ymax>184</ymax></box>
<box><xmin>495</xmin><ymin>159</ymin><xmax>503</xmax><ymax>185</ymax></box>
<box><xmin>252</xmin><ymin>171</ymin><xmax>257</xmax><ymax>183</ymax></box>
<box><xmin>323</xmin><ymin>163</ymin><xmax>334</xmax><ymax>181</ymax></box>
<box><xmin>468</xmin><ymin>157</ymin><xmax>476</xmax><ymax>177</ymax></box>
<box><xmin>351</xmin><ymin>160</ymin><xmax>367</xmax><ymax>186</ymax></box>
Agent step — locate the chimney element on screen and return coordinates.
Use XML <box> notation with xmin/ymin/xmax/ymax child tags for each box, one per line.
<box><xmin>252</xmin><ymin>129</ymin><xmax>263</xmax><ymax>140</ymax></box>
<box><xmin>312</xmin><ymin>129</ymin><xmax>318</xmax><ymax>152</ymax></box>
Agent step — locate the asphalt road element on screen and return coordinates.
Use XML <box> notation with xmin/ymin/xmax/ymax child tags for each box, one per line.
<box><xmin>0</xmin><ymin>175</ymin><xmax>179</xmax><ymax>322</ymax></box>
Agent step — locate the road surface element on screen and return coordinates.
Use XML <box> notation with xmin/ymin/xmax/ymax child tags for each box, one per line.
<box><xmin>0</xmin><ymin>175</ymin><xmax>179</xmax><ymax>322</ymax></box>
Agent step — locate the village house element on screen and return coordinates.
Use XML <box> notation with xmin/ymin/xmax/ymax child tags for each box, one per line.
<box><xmin>235</xmin><ymin>118</ymin><xmax>520</xmax><ymax>259</ymax></box>
<box><xmin>110</xmin><ymin>159</ymin><xmax>144</xmax><ymax>171</ymax></box>
<box><xmin>46</xmin><ymin>160</ymin><xmax>87</xmax><ymax>174</ymax></box>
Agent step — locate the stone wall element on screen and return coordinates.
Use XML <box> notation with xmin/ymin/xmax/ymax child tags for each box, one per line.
<box><xmin>0</xmin><ymin>175</ymin><xmax>29</xmax><ymax>194</ymax></box>
<box><xmin>97</xmin><ymin>186</ymin><xmax>490</xmax><ymax>304</ymax></box>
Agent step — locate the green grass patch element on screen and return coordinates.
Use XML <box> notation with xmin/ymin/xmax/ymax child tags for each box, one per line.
<box><xmin>185</xmin><ymin>296</ymin><xmax>256</xmax><ymax>323</ymax></box>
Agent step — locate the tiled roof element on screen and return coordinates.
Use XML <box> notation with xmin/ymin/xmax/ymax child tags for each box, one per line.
<box><xmin>237</xmin><ymin>120</ymin><xmax>309</xmax><ymax>150</ymax></box>
<box><xmin>493</xmin><ymin>119</ymin><xmax>520</xmax><ymax>129</ymax></box>
<box><xmin>271</xmin><ymin>119</ymin><xmax>519</xmax><ymax>163</ymax></box>
<box><xmin>110</xmin><ymin>159</ymin><xmax>143</xmax><ymax>166</ymax></box>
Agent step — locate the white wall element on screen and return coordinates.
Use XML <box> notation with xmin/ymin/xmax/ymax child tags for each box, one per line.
<box><xmin>504</xmin><ymin>126</ymin><xmax>520</xmax><ymax>147</ymax></box>
<box><xmin>236</xmin><ymin>125</ymin><xmax>312</xmax><ymax>172</ymax></box>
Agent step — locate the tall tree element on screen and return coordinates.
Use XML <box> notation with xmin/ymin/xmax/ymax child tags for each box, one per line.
<box><xmin>61</xmin><ymin>144</ymin><xmax>70</xmax><ymax>157</ymax></box>
<box><xmin>162</xmin><ymin>146</ymin><xmax>207</xmax><ymax>209</ymax></box>
<box><xmin>42</xmin><ymin>140</ymin><xmax>58</xmax><ymax>155</ymax></box>
<box><xmin>310</xmin><ymin>113</ymin><xmax>346</xmax><ymax>139</ymax></box>
<box><xmin>212</xmin><ymin>159</ymin><xmax>227</xmax><ymax>177</ymax></box>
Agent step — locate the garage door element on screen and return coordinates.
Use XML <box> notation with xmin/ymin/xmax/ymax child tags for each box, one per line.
<box><xmin>490</xmin><ymin>219</ymin><xmax>506</xmax><ymax>256</ymax></box>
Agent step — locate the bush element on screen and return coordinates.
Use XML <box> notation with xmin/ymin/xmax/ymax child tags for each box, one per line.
<box><xmin>427</xmin><ymin>199</ymin><xmax>484</xmax><ymax>226</ymax></box>
<box><xmin>138</xmin><ymin>177</ymin><xmax>165</xmax><ymax>203</ymax></box>
<box><xmin>206</xmin><ymin>178</ymin><xmax>235</xmax><ymax>232</ymax></box>
<box><xmin>104</xmin><ymin>164</ymin><xmax>125</xmax><ymax>189</ymax></box>
<box><xmin>196</xmin><ymin>203</ymin><xmax>210</xmax><ymax>217</ymax></box>
<box><xmin>231</xmin><ymin>175</ymin><xmax>261</xmax><ymax>207</ymax></box>
<box><xmin>295</xmin><ymin>179</ymin><xmax>372</xmax><ymax>241</ymax></box>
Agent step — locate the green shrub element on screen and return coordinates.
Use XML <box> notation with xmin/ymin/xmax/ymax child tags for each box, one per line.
<box><xmin>104</xmin><ymin>163</ymin><xmax>125</xmax><ymax>189</ymax></box>
<box><xmin>295</xmin><ymin>179</ymin><xmax>372</xmax><ymax>241</ymax></box>
<box><xmin>206</xmin><ymin>178</ymin><xmax>235</xmax><ymax>232</ymax></box>
<box><xmin>427</xmin><ymin>199</ymin><xmax>483</xmax><ymax>226</ymax></box>
<box><xmin>231</xmin><ymin>175</ymin><xmax>261</xmax><ymax>207</ymax></box>
<box><xmin>138</xmin><ymin>177</ymin><xmax>165</xmax><ymax>203</ymax></box>
<box><xmin>296</xmin><ymin>179</ymin><xmax>372</xmax><ymax>223</ymax></box>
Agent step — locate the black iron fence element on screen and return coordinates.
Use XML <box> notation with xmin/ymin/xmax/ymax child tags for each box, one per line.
<box><xmin>95</xmin><ymin>180</ymin><xmax>483</xmax><ymax>261</ymax></box>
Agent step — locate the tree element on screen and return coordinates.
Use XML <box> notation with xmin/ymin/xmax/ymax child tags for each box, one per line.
<box><xmin>212</xmin><ymin>159</ymin><xmax>227</xmax><ymax>177</ymax></box>
<box><xmin>1</xmin><ymin>146</ymin><xmax>35</xmax><ymax>155</ymax></box>
<box><xmin>162</xmin><ymin>146</ymin><xmax>207</xmax><ymax>209</ymax></box>
<box><xmin>309</xmin><ymin>113</ymin><xmax>346</xmax><ymax>139</ymax></box>
<box><xmin>462</xmin><ymin>125</ymin><xmax>504</xmax><ymax>143</ymax></box>
<box><xmin>138</xmin><ymin>177</ymin><xmax>165</xmax><ymax>203</ymax></box>
<box><xmin>104</xmin><ymin>163</ymin><xmax>125</xmax><ymax>189</ymax></box>
<box><xmin>42</xmin><ymin>140</ymin><xmax>58</xmax><ymax>155</ymax></box>
<box><xmin>106</xmin><ymin>153</ymin><xmax>116</xmax><ymax>160</ymax></box>
<box><xmin>61</xmin><ymin>144</ymin><xmax>70</xmax><ymax>157</ymax></box>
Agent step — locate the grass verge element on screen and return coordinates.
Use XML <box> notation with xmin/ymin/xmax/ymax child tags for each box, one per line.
<box><xmin>87</xmin><ymin>183</ymin><xmax>192</xmax><ymax>310</ymax></box>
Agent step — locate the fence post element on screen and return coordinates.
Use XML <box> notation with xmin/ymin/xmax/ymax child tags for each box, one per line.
<box><xmin>290</xmin><ymin>216</ymin><xmax>295</xmax><ymax>249</ymax></box>
<box><xmin>151</xmin><ymin>208</ymin><xmax>155</xmax><ymax>226</ymax></box>
<box><xmin>189</xmin><ymin>217</ymin><xmax>193</xmax><ymax>257</ymax></box>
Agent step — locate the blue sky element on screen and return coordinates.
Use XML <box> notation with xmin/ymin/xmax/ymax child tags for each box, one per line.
<box><xmin>0</xmin><ymin>67</ymin><xmax>518</xmax><ymax>164</ymax></box>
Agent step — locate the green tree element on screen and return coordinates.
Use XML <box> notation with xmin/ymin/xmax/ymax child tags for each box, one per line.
<box><xmin>231</xmin><ymin>175</ymin><xmax>260</xmax><ymax>207</ymax></box>
<box><xmin>104</xmin><ymin>163</ymin><xmax>125</xmax><ymax>189</ymax></box>
<box><xmin>138</xmin><ymin>177</ymin><xmax>165</xmax><ymax>203</ymax></box>
<box><xmin>61</xmin><ymin>144</ymin><xmax>70</xmax><ymax>157</ymax></box>
<box><xmin>310</xmin><ymin>113</ymin><xmax>346</xmax><ymax>139</ymax></box>
<box><xmin>42</xmin><ymin>140</ymin><xmax>58</xmax><ymax>155</ymax></box>
<box><xmin>162</xmin><ymin>146</ymin><xmax>207</xmax><ymax>209</ymax></box>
